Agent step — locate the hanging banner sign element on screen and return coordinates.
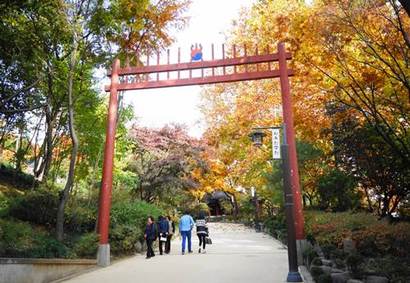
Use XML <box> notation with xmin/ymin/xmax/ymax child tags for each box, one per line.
<box><xmin>271</xmin><ymin>129</ymin><xmax>281</xmax><ymax>160</ymax></box>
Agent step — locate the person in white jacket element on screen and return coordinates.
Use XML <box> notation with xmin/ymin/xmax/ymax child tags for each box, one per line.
<box><xmin>195</xmin><ymin>211</ymin><xmax>209</xmax><ymax>254</ymax></box>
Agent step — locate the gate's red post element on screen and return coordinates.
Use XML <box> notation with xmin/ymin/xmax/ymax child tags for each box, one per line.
<box><xmin>277</xmin><ymin>42</ymin><xmax>305</xmax><ymax>241</ymax></box>
<box><xmin>97</xmin><ymin>58</ymin><xmax>120</xmax><ymax>267</ymax></box>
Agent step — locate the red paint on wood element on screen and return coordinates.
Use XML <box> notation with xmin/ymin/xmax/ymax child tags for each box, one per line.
<box><xmin>278</xmin><ymin>42</ymin><xmax>304</xmax><ymax>240</ymax></box>
<box><xmin>105</xmin><ymin>69</ymin><xmax>293</xmax><ymax>91</ymax></box>
<box><xmin>98</xmin><ymin>58</ymin><xmax>120</xmax><ymax>245</ymax></box>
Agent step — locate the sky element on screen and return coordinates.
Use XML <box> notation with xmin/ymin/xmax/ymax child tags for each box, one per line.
<box><xmin>120</xmin><ymin>0</ymin><xmax>256</xmax><ymax>138</ymax></box>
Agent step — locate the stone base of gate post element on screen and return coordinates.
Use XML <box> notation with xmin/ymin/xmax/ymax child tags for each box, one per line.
<box><xmin>296</xmin><ymin>239</ymin><xmax>308</xmax><ymax>265</ymax></box>
<box><xmin>97</xmin><ymin>244</ymin><xmax>110</xmax><ymax>267</ymax></box>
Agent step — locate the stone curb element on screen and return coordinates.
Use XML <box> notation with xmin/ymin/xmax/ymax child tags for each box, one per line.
<box><xmin>0</xmin><ymin>258</ymin><xmax>96</xmax><ymax>265</ymax></box>
<box><xmin>300</xmin><ymin>265</ymin><xmax>315</xmax><ymax>283</ymax></box>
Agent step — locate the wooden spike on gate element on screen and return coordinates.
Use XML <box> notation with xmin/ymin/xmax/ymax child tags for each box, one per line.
<box><xmin>156</xmin><ymin>52</ymin><xmax>160</xmax><ymax>81</ymax></box>
<box><xmin>201</xmin><ymin>45</ymin><xmax>204</xmax><ymax>78</ymax></box>
<box><xmin>222</xmin><ymin>44</ymin><xmax>226</xmax><ymax>75</ymax></box>
<box><xmin>244</xmin><ymin>44</ymin><xmax>248</xmax><ymax>73</ymax></box>
<box><xmin>178</xmin><ymin>47</ymin><xmax>181</xmax><ymax>79</ymax></box>
<box><xmin>167</xmin><ymin>49</ymin><xmax>170</xmax><ymax>80</ymax></box>
<box><xmin>211</xmin><ymin>43</ymin><xmax>215</xmax><ymax>76</ymax></box>
<box><xmin>233</xmin><ymin>44</ymin><xmax>237</xmax><ymax>73</ymax></box>
<box><xmin>256</xmin><ymin>45</ymin><xmax>259</xmax><ymax>72</ymax></box>
<box><xmin>125</xmin><ymin>56</ymin><xmax>130</xmax><ymax>68</ymax></box>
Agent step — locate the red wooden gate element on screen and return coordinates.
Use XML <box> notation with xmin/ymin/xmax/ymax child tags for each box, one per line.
<box><xmin>98</xmin><ymin>42</ymin><xmax>304</xmax><ymax>265</ymax></box>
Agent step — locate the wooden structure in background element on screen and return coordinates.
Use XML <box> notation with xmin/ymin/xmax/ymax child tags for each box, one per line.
<box><xmin>98</xmin><ymin>42</ymin><xmax>304</xmax><ymax>265</ymax></box>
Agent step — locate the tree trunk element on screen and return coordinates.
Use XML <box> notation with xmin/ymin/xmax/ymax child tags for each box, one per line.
<box><xmin>398</xmin><ymin>0</ymin><xmax>410</xmax><ymax>17</ymax></box>
<box><xmin>15</xmin><ymin>125</ymin><xmax>24</xmax><ymax>171</ymax></box>
<box><xmin>42</xmin><ymin>105</ymin><xmax>56</xmax><ymax>181</ymax></box>
<box><xmin>389</xmin><ymin>196</ymin><xmax>401</xmax><ymax>215</ymax></box>
<box><xmin>363</xmin><ymin>186</ymin><xmax>374</xmax><ymax>213</ymax></box>
<box><xmin>56</xmin><ymin>33</ymin><xmax>79</xmax><ymax>241</ymax></box>
<box><xmin>232</xmin><ymin>193</ymin><xmax>239</xmax><ymax>219</ymax></box>
<box><xmin>34</xmin><ymin>72</ymin><xmax>56</xmax><ymax>182</ymax></box>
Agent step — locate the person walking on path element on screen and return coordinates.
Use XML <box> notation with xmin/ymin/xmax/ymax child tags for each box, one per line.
<box><xmin>144</xmin><ymin>216</ymin><xmax>157</xmax><ymax>259</ymax></box>
<box><xmin>196</xmin><ymin>212</ymin><xmax>208</xmax><ymax>254</ymax></box>
<box><xmin>179</xmin><ymin>211</ymin><xmax>195</xmax><ymax>255</ymax></box>
<box><xmin>165</xmin><ymin>215</ymin><xmax>175</xmax><ymax>254</ymax></box>
<box><xmin>157</xmin><ymin>216</ymin><xmax>169</xmax><ymax>255</ymax></box>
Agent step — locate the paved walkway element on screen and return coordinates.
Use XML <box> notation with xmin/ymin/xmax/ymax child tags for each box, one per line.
<box><xmin>63</xmin><ymin>223</ymin><xmax>290</xmax><ymax>283</ymax></box>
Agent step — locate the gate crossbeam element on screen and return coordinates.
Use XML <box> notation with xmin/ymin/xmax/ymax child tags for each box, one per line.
<box><xmin>105</xmin><ymin>69</ymin><xmax>294</xmax><ymax>91</ymax></box>
<box><xmin>105</xmin><ymin>49</ymin><xmax>294</xmax><ymax>92</ymax></box>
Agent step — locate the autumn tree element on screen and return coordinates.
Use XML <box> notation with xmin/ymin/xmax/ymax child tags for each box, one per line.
<box><xmin>127</xmin><ymin>125</ymin><xmax>204</xmax><ymax>208</ymax></box>
<box><xmin>0</xmin><ymin>0</ymin><xmax>191</xmax><ymax>240</ymax></box>
<box><xmin>287</xmin><ymin>0</ymin><xmax>410</xmax><ymax>214</ymax></box>
<box><xmin>200</xmin><ymin>0</ymin><xmax>409</xmax><ymax>216</ymax></box>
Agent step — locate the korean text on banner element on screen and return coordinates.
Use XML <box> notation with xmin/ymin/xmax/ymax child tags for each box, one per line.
<box><xmin>271</xmin><ymin>129</ymin><xmax>281</xmax><ymax>160</ymax></box>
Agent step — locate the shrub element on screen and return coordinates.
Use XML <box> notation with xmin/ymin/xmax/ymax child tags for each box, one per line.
<box><xmin>330</xmin><ymin>248</ymin><xmax>345</xmax><ymax>260</ymax></box>
<box><xmin>65</xmin><ymin>205</ymin><xmax>97</xmax><ymax>234</ymax></box>
<box><xmin>111</xmin><ymin>200</ymin><xmax>164</xmax><ymax>229</ymax></box>
<box><xmin>263</xmin><ymin>214</ymin><xmax>286</xmax><ymax>242</ymax></box>
<box><xmin>316</xmin><ymin>169</ymin><xmax>360</xmax><ymax>212</ymax></box>
<box><xmin>30</xmin><ymin>234</ymin><xmax>67</xmax><ymax>258</ymax></box>
<box><xmin>0</xmin><ymin>219</ymin><xmax>34</xmax><ymax>257</ymax></box>
<box><xmin>334</xmin><ymin>258</ymin><xmax>346</xmax><ymax>269</ymax></box>
<box><xmin>10</xmin><ymin>190</ymin><xmax>98</xmax><ymax>234</ymax></box>
<box><xmin>305</xmin><ymin>210</ymin><xmax>383</xmax><ymax>248</ymax></box>
<box><xmin>370</xmin><ymin>256</ymin><xmax>410</xmax><ymax>282</ymax></box>
<box><xmin>321</xmin><ymin>243</ymin><xmax>337</xmax><ymax>259</ymax></box>
<box><xmin>352</xmin><ymin>222</ymin><xmax>410</xmax><ymax>258</ymax></box>
<box><xmin>0</xmin><ymin>219</ymin><xmax>67</xmax><ymax>258</ymax></box>
<box><xmin>303</xmin><ymin>245</ymin><xmax>319</xmax><ymax>266</ymax></box>
<box><xmin>0</xmin><ymin>192</ymin><xmax>9</xmax><ymax>217</ymax></box>
<box><xmin>317</xmin><ymin>274</ymin><xmax>332</xmax><ymax>283</ymax></box>
<box><xmin>305</xmin><ymin>211</ymin><xmax>410</xmax><ymax>258</ymax></box>
<box><xmin>109</xmin><ymin>200</ymin><xmax>164</xmax><ymax>255</ymax></box>
<box><xmin>346</xmin><ymin>252</ymin><xmax>364</xmax><ymax>278</ymax></box>
<box><xmin>311</xmin><ymin>257</ymin><xmax>323</xmax><ymax>266</ymax></box>
<box><xmin>110</xmin><ymin>224</ymin><xmax>142</xmax><ymax>255</ymax></box>
<box><xmin>8</xmin><ymin>188</ymin><xmax>59</xmax><ymax>227</ymax></box>
<box><xmin>305</xmin><ymin>210</ymin><xmax>410</xmax><ymax>280</ymax></box>
<box><xmin>238</xmin><ymin>197</ymin><xmax>256</xmax><ymax>222</ymax></box>
<box><xmin>192</xmin><ymin>202</ymin><xmax>210</xmax><ymax>217</ymax></box>
<box><xmin>0</xmin><ymin>164</ymin><xmax>38</xmax><ymax>189</ymax></box>
<box><xmin>71</xmin><ymin>232</ymin><xmax>98</xmax><ymax>258</ymax></box>
<box><xmin>310</xmin><ymin>265</ymin><xmax>324</xmax><ymax>280</ymax></box>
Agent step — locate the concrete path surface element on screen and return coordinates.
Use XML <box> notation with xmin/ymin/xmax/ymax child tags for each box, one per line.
<box><xmin>63</xmin><ymin>223</ymin><xmax>291</xmax><ymax>283</ymax></box>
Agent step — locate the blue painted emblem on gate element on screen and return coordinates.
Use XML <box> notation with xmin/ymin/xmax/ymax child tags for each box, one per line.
<box><xmin>191</xmin><ymin>43</ymin><xmax>203</xmax><ymax>61</ymax></box>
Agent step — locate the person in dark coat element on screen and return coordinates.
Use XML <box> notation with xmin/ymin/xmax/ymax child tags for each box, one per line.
<box><xmin>196</xmin><ymin>211</ymin><xmax>209</xmax><ymax>253</ymax></box>
<box><xmin>144</xmin><ymin>216</ymin><xmax>157</xmax><ymax>259</ymax></box>
<box><xmin>157</xmin><ymin>216</ymin><xmax>169</xmax><ymax>255</ymax></box>
<box><xmin>165</xmin><ymin>215</ymin><xmax>175</xmax><ymax>254</ymax></box>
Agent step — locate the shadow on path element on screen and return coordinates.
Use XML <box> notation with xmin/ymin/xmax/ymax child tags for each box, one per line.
<box><xmin>62</xmin><ymin>223</ymin><xmax>289</xmax><ymax>283</ymax></box>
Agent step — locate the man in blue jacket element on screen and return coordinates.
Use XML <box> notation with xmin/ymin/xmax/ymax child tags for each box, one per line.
<box><xmin>179</xmin><ymin>211</ymin><xmax>195</xmax><ymax>254</ymax></box>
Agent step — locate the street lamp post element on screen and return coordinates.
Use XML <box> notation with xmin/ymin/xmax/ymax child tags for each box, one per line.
<box><xmin>251</xmin><ymin>187</ymin><xmax>262</xmax><ymax>232</ymax></box>
<box><xmin>249</xmin><ymin>125</ymin><xmax>302</xmax><ymax>283</ymax></box>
